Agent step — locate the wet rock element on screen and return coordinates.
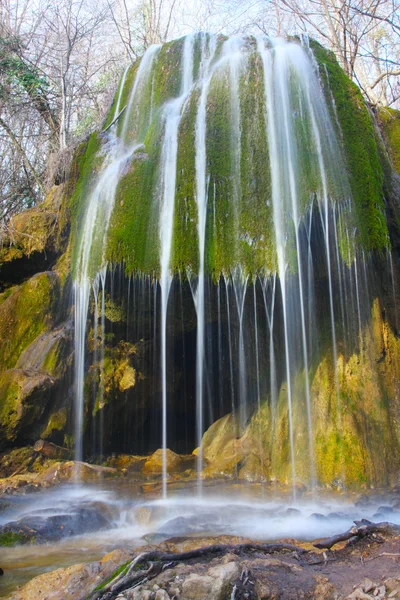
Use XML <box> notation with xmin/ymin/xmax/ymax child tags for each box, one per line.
<box><xmin>377</xmin><ymin>505</ymin><xmax>394</xmax><ymax>513</ymax></box>
<box><xmin>5</xmin><ymin>548</ymin><xmax>131</xmax><ymax>600</ymax></box>
<box><xmin>105</xmin><ymin>454</ymin><xmax>148</xmax><ymax>472</ymax></box>
<box><xmin>310</xmin><ymin>512</ymin><xmax>329</xmax><ymax>521</ymax></box>
<box><xmin>201</xmin><ymin>413</ymin><xmax>240</xmax><ymax>463</ymax></box>
<box><xmin>327</xmin><ymin>512</ymin><xmax>348</xmax><ymax>520</ymax></box>
<box><xmin>142</xmin><ymin>448</ymin><xmax>183</xmax><ymax>475</ymax></box>
<box><xmin>0</xmin><ymin>503</ymin><xmax>112</xmax><ymax>545</ymax></box>
<box><xmin>0</xmin><ymin>368</ymin><xmax>55</xmax><ymax>448</ymax></box>
<box><xmin>285</xmin><ymin>507</ymin><xmax>301</xmax><ymax>516</ymax></box>
<box><xmin>181</xmin><ymin>561</ymin><xmax>240</xmax><ymax>599</ymax></box>
<box><xmin>40</xmin><ymin>460</ymin><xmax>119</xmax><ymax>484</ymax></box>
<box><xmin>157</xmin><ymin>513</ymin><xmax>218</xmax><ymax>536</ymax></box>
<box><xmin>238</xmin><ymin>453</ymin><xmax>268</xmax><ymax>482</ymax></box>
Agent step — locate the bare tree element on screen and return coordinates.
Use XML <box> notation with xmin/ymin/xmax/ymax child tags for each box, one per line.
<box><xmin>248</xmin><ymin>0</ymin><xmax>400</xmax><ymax>107</ymax></box>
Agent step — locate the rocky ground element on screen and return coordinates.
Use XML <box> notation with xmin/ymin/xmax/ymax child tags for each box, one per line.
<box><xmin>3</xmin><ymin>528</ymin><xmax>400</xmax><ymax>599</ymax></box>
<box><xmin>3</xmin><ymin>446</ymin><xmax>400</xmax><ymax>599</ymax></box>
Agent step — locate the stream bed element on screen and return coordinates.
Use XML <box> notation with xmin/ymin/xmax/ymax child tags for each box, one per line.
<box><xmin>1</xmin><ymin>481</ymin><xmax>400</xmax><ymax>597</ymax></box>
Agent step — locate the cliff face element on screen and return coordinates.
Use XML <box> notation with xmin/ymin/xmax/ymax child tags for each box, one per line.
<box><xmin>1</xmin><ymin>34</ymin><xmax>400</xmax><ymax>489</ymax></box>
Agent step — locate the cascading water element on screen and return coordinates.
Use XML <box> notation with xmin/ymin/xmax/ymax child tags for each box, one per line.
<box><xmin>73</xmin><ymin>45</ymin><xmax>160</xmax><ymax>464</ymax></box>
<box><xmin>159</xmin><ymin>33</ymin><xmax>195</xmax><ymax>498</ymax></box>
<box><xmin>71</xmin><ymin>32</ymin><xmax>392</xmax><ymax>494</ymax></box>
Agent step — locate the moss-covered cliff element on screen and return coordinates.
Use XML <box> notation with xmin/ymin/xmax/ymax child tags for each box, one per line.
<box><xmin>1</xmin><ymin>33</ymin><xmax>400</xmax><ymax>491</ymax></box>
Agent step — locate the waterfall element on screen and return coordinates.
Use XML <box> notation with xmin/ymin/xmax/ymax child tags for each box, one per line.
<box><xmin>73</xmin><ymin>45</ymin><xmax>160</xmax><ymax>465</ymax></box>
<box><xmin>70</xmin><ymin>32</ymin><xmax>388</xmax><ymax>492</ymax></box>
<box><xmin>159</xmin><ymin>33</ymin><xmax>195</xmax><ymax>498</ymax></box>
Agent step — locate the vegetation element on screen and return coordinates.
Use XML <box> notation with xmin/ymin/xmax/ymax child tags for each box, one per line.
<box><xmin>379</xmin><ymin>108</ymin><xmax>400</xmax><ymax>173</ymax></box>
<box><xmin>0</xmin><ymin>272</ymin><xmax>59</xmax><ymax>370</ymax></box>
<box><xmin>312</xmin><ymin>41</ymin><xmax>389</xmax><ymax>254</ymax></box>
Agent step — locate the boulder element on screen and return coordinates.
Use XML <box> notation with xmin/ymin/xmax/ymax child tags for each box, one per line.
<box><xmin>0</xmin><ymin>369</ymin><xmax>55</xmax><ymax>448</ymax></box>
<box><xmin>200</xmin><ymin>413</ymin><xmax>240</xmax><ymax>464</ymax></box>
<box><xmin>0</xmin><ymin>504</ymin><xmax>112</xmax><ymax>545</ymax></box>
<box><xmin>5</xmin><ymin>548</ymin><xmax>131</xmax><ymax>600</ymax></box>
<box><xmin>142</xmin><ymin>448</ymin><xmax>182</xmax><ymax>474</ymax></box>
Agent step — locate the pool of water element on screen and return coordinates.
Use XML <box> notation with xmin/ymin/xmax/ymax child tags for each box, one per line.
<box><xmin>1</xmin><ymin>480</ymin><xmax>398</xmax><ymax>597</ymax></box>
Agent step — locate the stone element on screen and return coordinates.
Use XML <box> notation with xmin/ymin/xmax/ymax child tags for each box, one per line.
<box><xmin>0</xmin><ymin>368</ymin><xmax>55</xmax><ymax>447</ymax></box>
<box><xmin>180</xmin><ymin>561</ymin><xmax>240</xmax><ymax>600</ymax></box>
<box><xmin>0</xmin><ymin>503</ymin><xmax>112</xmax><ymax>545</ymax></box>
<box><xmin>201</xmin><ymin>413</ymin><xmax>240</xmax><ymax>463</ymax></box>
<box><xmin>362</xmin><ymin>579</ymin><xmax>375</xmax><ymax>592</ymax></box>
<box><xmin>4</xmin><ymin>548</ymin><xmax>130</xmax><ymax>600</ymax></box>
<box><xmin>346</xmin><ymin>590</ymin><xmax>375</xmax><ymax>599</ymax></box>
<box><xmin>255</xmin><ymin>580</ymin><xmax>274</xmax><ymax>599</ymax></box>
<box><xmin>154</xmin><ymin>590</ymin><xmax>171</xmax><ymax>600</ymax></box>
<box><xmin>181</xmin><ymin>574</ymin><xmax>214</xmax><ymax>599</ymax></box>
<box><xmin>142</xmin><ymin>448</ymin><xmax>182</xmax><ymax>474</ymax></box>
<box><xmin>238</xmin><ymin>453</ymin><xmax>268</xmax><ymax>482</ymax></box>
<box><xmin>385</xmin><ymin>579</ymin><xmax>400</xmax><ymax>593</ymax></box>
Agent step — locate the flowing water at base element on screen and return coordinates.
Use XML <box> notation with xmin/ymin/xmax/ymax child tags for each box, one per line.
<box><xmin>2</xmin><ymin>481</ymin><xmax>400</xmax><ymax>597</ymax></box>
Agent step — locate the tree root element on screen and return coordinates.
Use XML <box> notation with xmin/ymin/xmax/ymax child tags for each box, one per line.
<box><xmin>314</xmin><ymin>519</ymin><xmax>400</xmax><ymax>550</ymax></box>
<box><xmin>88</xmin><ymin>542</ymin><xmax>307</xmax><ymax>600</ymax></box>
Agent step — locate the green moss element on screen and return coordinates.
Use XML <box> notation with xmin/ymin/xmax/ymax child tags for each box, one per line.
<box><xmin>106</xmin><ymin>114</ymin><xmax>164</xmax><ymax>275</ymax></box>
<box><xmin>0</xmin><ymin>369</ymin><xmax>52</xmax><ymax>445</ymax></box>
<box><xmin>70</xmin><ymin>133</ymin><xmax>104</xmax><ymax>278</ymax></box>
<box><xmin>311</xmin><ymin>41</ymin><xmax>388</xmax><ymax>254</ymax></box>
<box><xmin>238</xmin><ymin>51</ymin><xmax>276</xmax><ymax>277</ymax></box>
<box><xmin>104</xmin><ymin>295</ymin><xmax>126</xmax><ymax>323</ymax></box>
<box><xmin>0</xmin><ymin>272</ymin><xmax>58</xmax><ymax>370</ymax></box>
<box><xmin>41</xmin><ymin>337</ymin><xmax>64</xmax><ymax>377</ymax></box>
<box><xmin>93</xmin><ymin>560</ymin><xmax>131</xmax><ymax>592</ymax></box>
<box><xmin>0</xmin><ymin>531</ymin><xmax>33</xmax><ymax>546</ymax></box>
<box><xmin>121</xmin><ymin>59</ymin><xmax>158</xmax><ymax>145</ymax></box>
<box><xmin>0</xmin><ymin>286</ymin><xmax>17</xmax><ymax>305</ymax></box>
<box><xmin>152</xmin><ymin>37</ymin><xmax>184</xmax><ymax>109</ymax></box>
<box><xmin>379</xmin><ymin>107</ymin><xmax>400</xmax><ymax>174</ymax></box>
<box><xmin>41</xmin><ymin>407</ymin><xmax>67</xmax><ymax>439</ymax></box>
<box><xmin>171</xmin><ymin>90</ymin><xmax>199</xmax><ymax>273</ymax></box>
<box><xmin>102</xmin><ymin>63</ymin><xmax>139</xmax><ymax>132</ymax></box>
<box><xmin>63</xmin><ymin>433</ymin><xmax>75</xmax><ymax>449</ymax></box>
<box><xmin>205</xmin><ymin>68</ymin><xmax>235</xmax><ymax>277</ymax></box>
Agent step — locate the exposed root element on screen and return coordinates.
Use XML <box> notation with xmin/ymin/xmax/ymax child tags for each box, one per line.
<box><xmin>314</xmin><ymin>519</ymin><xmax>400</xmax><ymax>550</ymax></box>
<box><xmin>89</xmin><ymin>542</ymin><xmax>307</xmax><ymax>600</ymax></box>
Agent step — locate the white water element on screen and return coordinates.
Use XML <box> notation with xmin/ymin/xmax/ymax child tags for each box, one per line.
<box><xmin>159</xmin><ymin>33</ymin><xmax>195</xmax><ymax>498</ymax></box>
<box><xmin>71</xmin><ymin>34</ymin><xmax>369</xmax><ymax>495</ymax></box>
<box><xmin>73</xmin><ymin>46</ymin><xmax>160</xmax><ymax>464</ymax></box>
<box><xmin>193</xmin><ymin>33</ymin><xmax>218</xmax><ymax>494</ymax></box>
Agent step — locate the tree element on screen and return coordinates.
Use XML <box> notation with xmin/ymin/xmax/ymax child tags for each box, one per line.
<box><xmin>248</xmin><ymin>0</ymin><xmax>400</xmax><ymax>107</ymax></box>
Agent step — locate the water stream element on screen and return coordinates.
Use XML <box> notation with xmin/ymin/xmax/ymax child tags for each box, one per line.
<box><xmin>71</xmin><ymin>33</ymin><xmax>378</xmax><ymax>498</ymax></box>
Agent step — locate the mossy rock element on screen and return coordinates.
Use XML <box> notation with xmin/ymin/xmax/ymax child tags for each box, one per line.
<box><xmin>142</xmin><ymin>448</ymin><xmax>182</xmax><ymax>474</ymax></box>
<box><xmin>40</xmin><ymin>407</ymin><xmax>68</xmax><ymax>440</ymax></box>
<box><xmin>311</xmin><ymin>41</ymin><xmax>388</xmax><ymax>254</ymax></box>
<box><xmin>0</xmin><ymin>530</ymin><xmax>34</xmax><ymax>546</ymax></box>
<box><xmin>0</xmin><ymin>369</ymin><xmax>55</xmax><ymax>448</ymax></box>
<box><xmin>379</xmin><ymin>107</ymin><xmax>400</xmax><ymax>174</ymax></box>
<box><xmin>0</xmin><ymin>272</ymin><xmax>60</xmax><ymax>371</ymax></box>
<box><xmin>0</xmin><ymin>446</ymin><xmax>36</xmax><ymax>478</ymax></box>
<box><xmin>0</xmin><ymin>185</ymin><xmax>67</xmax><ymax>265</ymax></box>
<box><xmin>201</xmin><ymin>413</ymin><xmax>240</xmax><ymax>463</ymax></box>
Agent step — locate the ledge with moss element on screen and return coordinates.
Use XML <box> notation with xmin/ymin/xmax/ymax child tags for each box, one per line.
<box><xmin>311</xmin><ymin>40</ymin><xmax>389</xmax><ymax>254</ymax></box>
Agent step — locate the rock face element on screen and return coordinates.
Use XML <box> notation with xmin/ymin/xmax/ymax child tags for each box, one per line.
<box><xmin>4</xmin><ymin>549</ymin><xmax>131</xmax><ymax>600</ymax></box>
<box><xmin>7</xmin><ymin>528</ymin><xmax>400</xmax><ymax>600</ymax></box>
<box><xmin>0</xmin><ymin>369</ymin><xmax>55</xmax><ymax>446</ymax></box>
<box><xmin>0</xmin><ymin>35</ymin><xmax>399</xmax><ymax>491</ymax></box>
<box><xmin>198</xmin><ymin>297</ymin><xmax>400</xmax><ymax>489</ymax></box>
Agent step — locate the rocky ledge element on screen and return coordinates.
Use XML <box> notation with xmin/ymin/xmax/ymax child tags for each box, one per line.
<box><xmin>4</xmin><ymin>523</ymin><xmax>400</xmax><ymax>600</ymax></box>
